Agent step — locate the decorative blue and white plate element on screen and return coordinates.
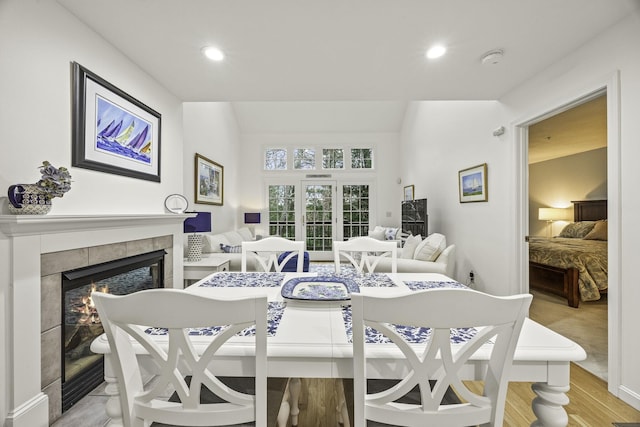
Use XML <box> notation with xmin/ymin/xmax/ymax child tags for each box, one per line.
<box><xmin>281</xmin><ymin>276</ymin><xmax>360</xmax><ymax>301</ymax></box>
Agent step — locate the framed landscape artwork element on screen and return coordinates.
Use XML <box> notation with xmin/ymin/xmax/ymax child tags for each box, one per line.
<box><xmin>71</xmin><ymin>62</ymin><xmax>161</xmax><ymax>182</ymax></box>
<box><xmin>195</xmin><ymin>153</ymin><xmax>223</xmax><ymax>205</ymax></box>
<box><xmin>458</xmin><ymin>163</ymin><xmax>488</xmax><ymax>203</ymax></box>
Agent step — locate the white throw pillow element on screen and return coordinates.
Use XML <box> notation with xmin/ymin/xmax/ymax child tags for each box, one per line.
<box><xmin>413</xmin><ymin>233</ymin><xmax>446</xmax><ymax>262</ymax></box>
<box><xmin>401</xmin><ymin>234</ymin><xmax>422</xmax><ymax>259</ymax></box>
<box><xmin>203</xmin><ymin>234</ymin><xmax>230</xmax><ymax>253</ymax></box>
<box><xmin>222</xmin><ymin>231</ymin><xmax>244</xmax><ymax>245</ymax></box>
<box><xmin>368</xmin><ymin>229</ymin><xmax>385</xmax><ymax>240</ymax></box>
<box><xmin>237</xmin><ymin>227</ymin><xmax>254</xmax><ymax>241</ymax></box>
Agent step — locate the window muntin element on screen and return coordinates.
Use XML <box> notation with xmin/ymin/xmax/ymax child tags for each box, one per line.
<box><xmin>265</xmin><ymin>148</ymin><xmax>287</xmax><ymax>170</ymax></box>
<box><xmin>351</xmin><ymin>148</ymin><xmax>373</xmax><ymax>169</ymax></box>
<box><xmin>268</xmin><ymin>185</ymin><xmax>296</xmax><ymax>239</ymax></box>
<box><xmin>322</xmin><ymin>148</ymin><xmax>344</xmax><ymax>169</ymax></box>
<box><xmin>342</xmin><ymin>184</ymin><xmax>370</xmax><ymax>240</ymax></box>
<box><xmin>293</xmin><ymin>148</ymin><xmax>315</xmax><ymax>170</ymax></box>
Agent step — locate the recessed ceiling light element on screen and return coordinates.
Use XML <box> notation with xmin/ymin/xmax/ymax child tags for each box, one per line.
<box><xmin>202</xmin><ymin>46</ymin><xmax>225</xmax><ymax>61</ymax></box>
<box><xmin>426</xmin><ymin>45</ymin><xmax>446</xmax><ymax>59</ymax></box>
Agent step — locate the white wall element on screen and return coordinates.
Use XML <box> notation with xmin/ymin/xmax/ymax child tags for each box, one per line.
<box><xmin>401</xmin><ymin>13</ymin><xmax>640</xmax><ymax>409</ymax></box>
<box><xmin>182</xmin><ymin>103</ymin><xmax>241</xmax><ymax>233</ymax></box>
<box><xmin>498</xmin><ymin>12</ymin><xmax>640</xmax><ymax>409</ymax></box>
<box><xmin>0</xmin><ymin>0</ymin><xmax>184</xmax><ymax>423</ymax></box>
<box><xmin>400</xmin><ymin>100</ymin><xmax>509</xmax><ymax>291</ymax></box>
<box><xmin>529</xmin><ymin>148</ymin><xmax>607</xmax><ymax>237</ymax></box>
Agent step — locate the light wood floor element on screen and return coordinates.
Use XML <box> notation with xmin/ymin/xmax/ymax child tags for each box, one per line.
<box><xmin>286</xmin><ymin>365</ymin><xmax>640</xmax><ymax>426</ymax></box>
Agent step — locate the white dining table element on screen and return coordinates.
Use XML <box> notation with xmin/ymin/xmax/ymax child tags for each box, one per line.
<box><xmin>91</xmin><ymin>271</ymin><xmax>586</xmax><ymax>427</ymax></box>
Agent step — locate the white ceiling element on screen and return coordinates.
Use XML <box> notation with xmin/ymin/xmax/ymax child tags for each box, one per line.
<box><xmin>57</xmin><ymin>0</ymin><xmax>640</xmax><ymax>103</ymax></box>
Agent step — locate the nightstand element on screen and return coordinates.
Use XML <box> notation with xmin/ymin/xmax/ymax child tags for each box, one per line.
<box><xmin>183</xmin><ymin>255</ymin><xmax>230</xmax><ymax>286</ymax></box>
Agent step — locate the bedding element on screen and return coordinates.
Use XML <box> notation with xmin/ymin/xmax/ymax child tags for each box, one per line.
<box><xmin>529</xmin><ymin>234</ymin><xmax>607</xmax><ymax>301</ymax></box>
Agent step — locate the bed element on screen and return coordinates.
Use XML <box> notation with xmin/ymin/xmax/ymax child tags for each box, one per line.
<box><xmin>528</xmin><ymin>199</ymin><xmax>607</xmax><ymax>308</ymax></box>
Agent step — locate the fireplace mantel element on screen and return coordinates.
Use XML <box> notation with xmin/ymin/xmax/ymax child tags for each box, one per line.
<box><xmin>0</xmin><ymin>213</ymin><xmax>194</xmax><ymax>237</ymax></box>
<box><xmin>1</xmin><ymin>213</ymin><xmax>191</xmax><ymax>427</ymax></box>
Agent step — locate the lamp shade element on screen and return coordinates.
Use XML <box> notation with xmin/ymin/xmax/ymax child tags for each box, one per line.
<box><xmin>244</xmin><ymin>212</ymin><xmax>261</xmax><ymax>224</ymax></box>
<box><xmin>184</xmin><ymin>212</ymin><xmax>212</xmax><ymax>233</ymax></box>
<box><xmin>538</xmin><ymin>207</ymin><xmax>570</xmax><ymax>221</ymax></box>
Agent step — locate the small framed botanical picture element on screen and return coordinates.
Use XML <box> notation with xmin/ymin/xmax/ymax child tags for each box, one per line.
<box><xmin>195</xmin><ymin>153</ymin><xmax>223</xmax><ymax>205</ymax></box>
<box><xmin>458</xmin><ymin>163</ymin><xmax>488</xmax><ymax>203</ymax></box>
<box><xmin>403</xmin><ymin>185</ymin><xmax>414</xmax><ymax>201</ymax></box>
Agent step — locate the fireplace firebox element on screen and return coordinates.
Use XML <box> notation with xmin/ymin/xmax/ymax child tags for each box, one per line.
<box><xmin>61</xmin><ymin>250</ymin><xmax>166</xmax><ymax>411</ymax></box>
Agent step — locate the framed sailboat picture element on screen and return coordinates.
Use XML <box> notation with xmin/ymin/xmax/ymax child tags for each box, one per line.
<box><xmin>72</xmin><ymin>62</ymin><xmax>161</xmax><ymax>182</ymax></box>
<box><xmin>458</xmin><ymin>163</ymin><xmax>488</xmax><ymax>203</ymax></box>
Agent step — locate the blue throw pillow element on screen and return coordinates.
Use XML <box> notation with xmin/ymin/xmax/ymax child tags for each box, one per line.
<box><xmin>220</xmin><ymin>243</ymin><xmax>242</xmax><ymax>253</ymax></box>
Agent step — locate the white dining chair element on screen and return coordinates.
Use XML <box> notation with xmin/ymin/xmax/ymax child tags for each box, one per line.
<box><xmin>92</xmin><ymin>288</ymin><xmax>269</xmax><ymax>427</ymax></box>
<box><xmin>333</xmin><ymin>236</ymin><xmax>398</xmax><ymax>274</ymax></box>
<box><xmin>351</xmin><ymin>288</ymin><xmax>532</xmax><ymax>427</ymax></box>
<box><xmin>241</xmin><ymin>236</ymin><xmax>306</xmax><ymax>272</ymax></box>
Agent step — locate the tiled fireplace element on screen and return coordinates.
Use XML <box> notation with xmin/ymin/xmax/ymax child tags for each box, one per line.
<box><xmin>0</xmin><ymin>214</ymin><xmax>189</xmax><ymax>427</ymax></box>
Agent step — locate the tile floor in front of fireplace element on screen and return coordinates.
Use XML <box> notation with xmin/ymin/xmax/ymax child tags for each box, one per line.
<box><xmin>52</xmin><ymin>382</ymin><xmax>110</xmax><ymax>427</ymax></box>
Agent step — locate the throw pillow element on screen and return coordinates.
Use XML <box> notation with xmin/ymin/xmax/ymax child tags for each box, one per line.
<box><xmin>401</xmin><ymin>234</ymin><xmax>422</xmax><ymax>259</ymax></box>
<box><xmin>558</xmin><ymin>221</ymin><xmax>596</xmax><ymax>238</ymax></box>
<box><xmin>384</xmin><ymin>227</ymin><xmax>399</xmax><ymax>240</ymax></box>
<box><xmin>368</xmin><ymin>229</ymin><xmax>385</xmax><ymax>240</ymax></box>
<box><xmin>413</xmin><ymin>233</ymin><xmax>446</xmax><ymax>262</ymax></box>
<box><xmin>203</xmin><ymin>234</ymin><xmax>230</xmax><ymax>253</ymax></box>
<box><xmin>220</xmin><ymin>244</ymin><xmax>242</xmax><ymax>253</ymax></box>
<box><xmin>237</xmin><ymin>227</ymin><xmax>254</xmax><ymax>241</ymax></box>
<box><xmin>583</xmin><ymin>220</ymin><xmax>607</xmax><ymax>240</ymax></box>
<box><xmin>222</xmin><ymin>231</ymin><xmax>244</xmax><ymax>245</ymax></box>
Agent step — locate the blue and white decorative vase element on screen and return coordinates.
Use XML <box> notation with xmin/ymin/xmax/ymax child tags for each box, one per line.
<box><xmin>7</xmin><ymin>183</ymin><xmax>53</xmax><ymax>215</ymax></box>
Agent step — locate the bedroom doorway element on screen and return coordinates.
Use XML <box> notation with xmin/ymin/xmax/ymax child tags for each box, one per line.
<box><xmin>524</xmin><ymin>90</ymin><xmax>610</xmax><ymax>383</ymax></box>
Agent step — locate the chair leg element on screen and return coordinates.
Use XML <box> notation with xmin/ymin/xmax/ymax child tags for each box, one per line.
<box><xmin>276</xmin><ymin>377</ymin><xmax>302</xmax><ymax>427</ymax></box>
<box><xmin>335</xmin><ymin>379</ymin><xmax>350</xmax><ymax>427</ymax></box>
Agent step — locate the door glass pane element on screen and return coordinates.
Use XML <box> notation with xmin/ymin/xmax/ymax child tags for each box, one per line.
<box><xmin>343</xmin><ymin>184</ymin><xmax>370</xmax><ymax>240</ymax></box>
<box><xmin>268</xmin><ymin>185</ymin><xmax>296</xmax><ymax>239</ymax></box>
<box><xmin>305</xmin><ymin>184</ymin><xmax>333</xmax><ymax>251</ymax></box>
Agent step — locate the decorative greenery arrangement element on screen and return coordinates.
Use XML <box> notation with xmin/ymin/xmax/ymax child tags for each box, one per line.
<box><xmin>36</xmin><ymin>161</ymin><xmax>72</xmax><ymax>198</ymax></box>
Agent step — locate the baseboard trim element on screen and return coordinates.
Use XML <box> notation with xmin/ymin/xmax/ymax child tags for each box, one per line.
<box><xmin>618</xmin><ymin>384</ymin><xmax>640</xmax><ymax>412</ymax></box>
<box><xmin>5</xmin><ymin>392</ymin><xmax>49</xmax><ymax>427</ymax></box>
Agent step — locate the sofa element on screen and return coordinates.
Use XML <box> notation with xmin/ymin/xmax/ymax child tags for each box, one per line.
<box><xmin>371</xmin><ymin>232</ymin><xmax>456</xmax><ymax>277</ymax></box>
<box><xmin>193</xmin><ymin>227</ymin><xmax>256</xmax><ymax>271</ymax></box>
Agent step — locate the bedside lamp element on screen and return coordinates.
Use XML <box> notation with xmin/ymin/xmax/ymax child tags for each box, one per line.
<box><xmin>538</xmin><ymin>207</ymin><xmax>570</xmax><ymax>238</ymax></box>
<box><xmin>184</xmin><ymin>212</ymin><xmax>211</xmax><ymax>262</ymax></box>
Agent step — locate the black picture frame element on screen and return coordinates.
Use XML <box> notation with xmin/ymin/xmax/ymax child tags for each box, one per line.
<box><xmin>72</xmin><ymin>62</ymin><xmax>161</xmax><ymax>182</ymax></box>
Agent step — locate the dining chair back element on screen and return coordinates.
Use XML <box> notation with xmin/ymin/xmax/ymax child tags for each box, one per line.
<box><xmin>334</xmin><ymin>236</ymin><xmax>398</xmax><ymax>274</ymax></box>
<box><xmin>351</xmin><ymin>288</ymin><xmax>532</xmax><ymax>427</ymax></box>
<box><xmin>92</xmin><ymin>289</ymin><xmax>268</xmax><ymax>427</ymax></box>
<box><xmin>241</xmin><ymin>237</ymin><xmax>305</xmax><ymax>272</ymax></box>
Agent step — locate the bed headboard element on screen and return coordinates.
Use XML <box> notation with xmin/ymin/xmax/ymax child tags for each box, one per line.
<box><xmin>572</xmin><ymin>199</ymin><xmax>607</xmax><ymax>221</ymax></box>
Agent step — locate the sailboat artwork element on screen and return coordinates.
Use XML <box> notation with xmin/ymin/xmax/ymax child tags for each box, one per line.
<box><xmin>95</xmin><ymin>96</ymin><xmax>153</xmax><ymax>164</ymax></box>
<box><xmin>462</xmin><ymin>172</ymin><xmax>483</xmax><ymax>196</ymax></box>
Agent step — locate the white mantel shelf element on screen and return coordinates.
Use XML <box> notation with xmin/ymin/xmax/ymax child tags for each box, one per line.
<box><xmin>0</xmin><ymin>213</ymin><xmax>194</xmax><ymax>237</ymax></box>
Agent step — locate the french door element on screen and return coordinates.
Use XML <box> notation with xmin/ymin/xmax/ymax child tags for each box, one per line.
<box><xmin>267</xmin><ymin>180</ymin><xmax>372</xmax><ymax>259</ymax></box>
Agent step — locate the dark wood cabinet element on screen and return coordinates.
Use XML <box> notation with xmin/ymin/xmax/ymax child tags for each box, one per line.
<box><xmin>401</xmin><ymin>198</ymin><xmax>428</xmax><ymax>237</ymax></box>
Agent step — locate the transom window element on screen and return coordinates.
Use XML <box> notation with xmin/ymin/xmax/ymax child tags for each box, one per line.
<box><xmin>264</xmin><ymin>146</ymin><xmax>373</xmax><ymax>170</ymax></box>
<box><xmin>265</xmin><ymin>148</ymin><xmax>287</xmax><ymax>170</ymax></box>
<box><xmin>323</xmin><ymin>149</ymin><xmax>344</xmax><ymax>169</ymax></box>
<box><xmin>351</xmin><ymin>148</ymin><xmax>373</xmax><ymax>169</ymax></box>
<box><xmin>293</xmin><ymin>148</ymin><xmax>315</xmax><ymax>170</ymax></box>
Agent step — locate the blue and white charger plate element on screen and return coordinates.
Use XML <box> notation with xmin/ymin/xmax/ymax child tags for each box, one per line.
<box><xmin>281</xmin><ymin>276</ymin><xmax>360</xmax><ymax>301</ymax></box>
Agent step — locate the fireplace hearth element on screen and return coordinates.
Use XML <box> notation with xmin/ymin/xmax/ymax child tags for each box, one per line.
<box><xmin>61</xmin><ymin>250</ymin><xmax>166</xmax><ymax>411</ymax></box>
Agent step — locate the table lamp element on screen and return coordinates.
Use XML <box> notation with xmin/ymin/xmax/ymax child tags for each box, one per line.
<box><xmin>184</xmin><ymin>212</ymin><xmax>211</xmax><ymax>262</ymax></box>
<box><xmin>244</xmin><ymin>212</ymin><xmax>261</xmax><ymax>238</ymax></box>
<box><xmin>538</xmin><ymin>207</ymin><xmax>569</xmax><ymax>238</ymax></box>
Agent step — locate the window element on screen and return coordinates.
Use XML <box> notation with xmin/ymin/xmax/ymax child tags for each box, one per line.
<box><xmin>293</xmin><ymin>148</ymin><xmax>315</xmax><ymax>170</ymax></box>
<box><xmin>322</xmin><ymin>148</ymin><xmax>344</xmax><ymax>169</ymax></box>
<box><xmin>342</xmin><ymin>185</ymin><xmax>370</xmax><ymax>239</ymax></box>
<box><xmin>351</xmin><ymin>148</ymin><xmax>373</xmax><ymax>169</ymax></box>
<box><xmin>265</xmin><ymin>148</ymin><xmax>287</xmax><ymax>170</ymax></box>
<box><xmin>268</xmin><ymin>185</ymin><xmax>296</xmax><ymax>239</ymax></box>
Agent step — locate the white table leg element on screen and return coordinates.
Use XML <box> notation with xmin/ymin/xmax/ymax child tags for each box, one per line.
<box><xmin>530</xmin><ymin>382</ymin><xmax>570</xmax><ymax>427</ymax></box>
<box><xmin>102</xmin><ymin>355</ymin><xmax>124</xmax><ymax>427</ymax></box>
